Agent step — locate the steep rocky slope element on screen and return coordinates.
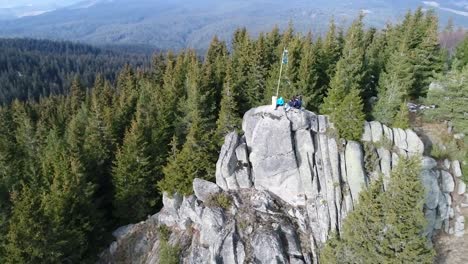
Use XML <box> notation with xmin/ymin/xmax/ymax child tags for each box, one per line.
<box><xmin>99</xmin><ymin>106</ymin><xmax>465</xmax><ymax>263</ymax></box>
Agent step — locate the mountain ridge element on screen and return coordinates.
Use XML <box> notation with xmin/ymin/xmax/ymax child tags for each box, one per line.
<box><xmin>0</xmin><ymin>0</ymin><xmax>467</xmax><ymax>50</ymax></box>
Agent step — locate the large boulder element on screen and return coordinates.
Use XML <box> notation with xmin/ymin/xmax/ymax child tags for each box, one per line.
<box><xmin>452</xmin><ymin>160</ymin><xmax>463</xmax><ymax>178</ymax></box>
<box><xmin>421</xmin><ymin>170</ymin><xmax>441</xmax><ymax>209</ymax></box>
<box><xmin>422</xmin><ymin>157</ymin><xmax>437</xmax><ymax>170</ymax></box>
<box><xmin>458</xmin><ymin>181</ymin><xmax>466</xmax><ymax>195</ymax></box>
<box><xmin>405</xmin><ymin>129</ymin><xmax>424</xmax><ymax>155</ymax></box>
<box><xmin>193</xmin><ymin>178</ymin><xmax>222</xmax><ymax>203</ymax></box>
<box><xmin>361</xmin><ymin>121</ymin><xmax>372</xmax><ymax>142</ymax></box>
<box><xmin>234</xmin><ymin>142</ymin><xmax>252</xmax><ymax>189</ymax></box>
<box><xmin>245</xmin><ymin>107</ymin><xmax>304</xmax><ymax>205</ymax></box>
<box><xmin>251</xmin><ymin>229</ymin><xmax>287</xmax><ymax>263</ymax></box>
<box><xmin>441</xmin><ymin>171</ymin><xmax>455</xmax><ymax>193</ymax></box>
<box><xmin>216</xmin><ymin>132</ymin><xmax>240</xmax><ymax>190</ymax></box>
<box><xmin>199</xmin><ymin>207</ymin><xmax>225</xmax><ymax>246</ymax></box>
<box><xmin>285</xmin><ymin>107</ymin><xmax>315</xmax><ymax>131</ymax></box>
<box><xmin>454</xmin><ymin>215</ymin><xmax>465</xmax><ymax>237</ymax></box>
<box><xmin>370</xmin><ymin>121</ymin><xmax>383</xmax><ymax>143</ymax></box>
<box><xmin>393</xmin><ymin>128</ymin><xmax>407</xmax><ymax>151</ymax></box>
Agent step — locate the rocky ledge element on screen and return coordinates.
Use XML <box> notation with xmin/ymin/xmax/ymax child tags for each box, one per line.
<box><xmin>99</xmin><ymin>106</ymin><xmax>464</xmax><ymax>264</ymax></box>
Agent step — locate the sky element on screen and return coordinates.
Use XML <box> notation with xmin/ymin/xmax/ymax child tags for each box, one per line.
<box><xmin>0</xmin><ymin>0</ymin><xmax>81</xmax><ymax>8</ymax></box>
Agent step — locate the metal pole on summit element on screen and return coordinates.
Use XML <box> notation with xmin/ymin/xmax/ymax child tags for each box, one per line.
<box><xmin>276</xmin><ymin>48</ymin><xmax>288</xmax><ymax>98</ymax></box>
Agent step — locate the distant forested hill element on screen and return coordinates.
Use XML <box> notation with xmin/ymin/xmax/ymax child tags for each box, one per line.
<box><xmin>0</xmin><ymin>0</ymin><xmax>467</xmax><ymax>51</ymax></box>
<box><xmin>0</xmin><ymin>38</ymin><xmax>151</xmax><ymax>104</ymax></box>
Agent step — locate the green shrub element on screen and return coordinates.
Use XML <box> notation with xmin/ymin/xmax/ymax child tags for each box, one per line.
<box><xmin>374</xmin><ymin>137</ymin><xmax>394</xmax><ymax>151</ymax></box>
<box><xmin>159</xmin><ymin>240</ymin><xmax>180</xmax><ymax>264</ymax></box>
<box><xmin>206</xmin><ymin>193</ymin><xmax>231</xmax><ymax>209</ymax></box>
<box><xmin>430</xmin><ymin>144</ymin><xmax>450</xmax><ymax>160</ymax></box>
<box><xmin>158</xmin><ymin>225</ymin><xmax>171</xmax><ymax>241</ymax></box>
<box><xmin>363</xmin><ymin>142</ymin><xmax>380</xmax><ymax>175</ymax></box>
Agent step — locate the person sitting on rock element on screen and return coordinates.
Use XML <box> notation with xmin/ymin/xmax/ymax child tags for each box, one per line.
<box><xmin>276</xmin><ymin>96</ymin><xmax>284</xmax><ymax>109</ymax></box>
<box><xmin>293</xmin><ymin>95</ymin><xmax>302</xmax><ymax>109</ymax></box>
<box><xmin>285</xmin><ymin>96</ymin><xmax>296</xmax><ymax>112</ymax></box>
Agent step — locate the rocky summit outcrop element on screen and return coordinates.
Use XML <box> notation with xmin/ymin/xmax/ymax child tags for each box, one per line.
<box><xmin>100</xmin><ymin>106</ymin><xmax>464</xmax><ymax>264</ymax></box>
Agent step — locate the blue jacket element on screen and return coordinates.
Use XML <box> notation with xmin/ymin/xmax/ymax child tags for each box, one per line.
<box><xmin>277</xmin><ymin>97</ymin><xmax>284</xmax><ymax>106</ymax></box>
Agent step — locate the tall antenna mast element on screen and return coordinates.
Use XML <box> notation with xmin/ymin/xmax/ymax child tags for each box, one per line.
<box><xmin>276</xmin><ymin>48</ymin><xmax>288</xmax><ymax>97</ymax></box>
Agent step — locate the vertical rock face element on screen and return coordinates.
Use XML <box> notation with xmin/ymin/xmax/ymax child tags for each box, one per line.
<box><xmin>344</xmin><ymin>141</ymin><xmax>366</xmax><ymax>203</ymax></box>
<box><xmin>101</xmin><ymin>106</ymin><xmax>463</xmax><ymax>264</ymax></box>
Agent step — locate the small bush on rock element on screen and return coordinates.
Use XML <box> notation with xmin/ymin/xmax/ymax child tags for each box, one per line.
<box><xmin>159</xmin><ymin>240</ymin><xmax>180</xmax><ymax>264</ymax></box>
<box><xmin>206</xmin><ymin>193</ymin><xmax>231</xmax><ymax>209</ymax></box>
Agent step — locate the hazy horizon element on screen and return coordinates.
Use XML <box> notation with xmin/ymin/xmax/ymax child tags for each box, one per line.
<box><xmin>0</xmin><ymin>0</ymin><xmax>81</xmax><ymax>8</ymax></box>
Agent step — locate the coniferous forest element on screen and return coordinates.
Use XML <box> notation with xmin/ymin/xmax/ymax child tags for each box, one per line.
<box><xmin>0</xmin><ymin>38</ymin><xmax>151</xmax><ymax>104</ymax></box>
<box><xmin>0</xmin><ymin>9</ymin><xmax>467</xmax><ymax>263</ymax></box>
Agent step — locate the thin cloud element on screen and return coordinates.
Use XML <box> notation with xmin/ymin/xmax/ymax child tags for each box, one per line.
<box><xmin>422</xmin><ymin>1</ymin><xmax>440</xmax><ymax>8</ymax></box>
<box><xmin>423</xmin><ymin>1</ymin><xmax>468</xmax><ymax>17</ymax></box>
<box><xmin>440</xmin><ymin>6</ymin><xmax>468</xmax><ymax>16</ymax></box>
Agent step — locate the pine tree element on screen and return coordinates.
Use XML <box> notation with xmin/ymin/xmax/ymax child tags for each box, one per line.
<box><xmin>322</xmin><ymin>14</ymin><xmax>366</xmax><ymax>112</ymax></box>
<box><xmin>373</xmin><ymin>48</ymin><xmax>414</xmax><ymax>125</ymax></box>
<box><xmin>329</xmin><ymin>88</ymin><xmax>365</xmax><ymax>141</ymax></box>
<box><xmin>321</xmin><ymin>178</ymin><xmax>385</xmax><ymax>263</ymax></box>
<box><xmin>158</xmin><ymin>113</ymin><xmax>215</xmax><ymax>196</ymax></box>
<box><xmin>200</xmin><ymin>36</ymin><xmax>228</xmax><ymax>125</ymax></box>
<box><xmin>392</xmin><ymin>101</ymin><xmax>410</xmax><ymax>129</ymax></box>
<box><xmin>454</xmin><ymin>36</ymin><xmax>468</xmax><ymax>68</ymax></box>
<box><xmin>70</xmin><ymin>76</ymin><xmax>85</xmax><ymax>113</ymax></box>
<box><xmin>378</xmin><ymin>158</ymin><xmax>434</xmax><ymax>263</ymax></box>
<box><xmin>321</xmin><ymin>158</ymin><xmax>434</xmax><ymax>263</ymax></box>
<box><xmin>40</xmin><ymin>132</ymin><xmax>100</xmax><ymax>262</ymax></box>
<box><xmin>322</xmin><ymin>18</ymin><xmax>344</xmax><ymax>82</ymax></box>
<box><xmin>5</xmin><ymin>185</ymin><xmax>48</xmax><ymax>263</ymax></box>
<box><xmin>113</xmin><ymin>65</ymin><xmax>139</xmax><ymax>142</ymax></box>
<box><xmin>159</xmin><ymin>54</ymin><xmax>216</xmax><ymax>195</ymax></box>
<box><xmin>296</xmin><ymin>33</ymin><xmax>320</xmax><ymax>111</ymax></box>
<box><xmin>216</xmin><ymin>65</ymin><xmax>241</xmax><ymax>145</ymax></box>
<box><xmin>411</xmin><ymin>10</ymin><xmax>443</xmax><ymax>97</ymax></box>
<box><xmin>112</xmin><ymin>119</ymin><xmax>155</xmax><ymax>223</ymax></box>
<box><xmin>363</xmin><ymin>30</ymin><xmax>387</xmax><ymax>109</ymax></box>
<box><xmin>425</xmin><ymin>66</ymin><xmax>468</xmax><ymax>135</ymax></box>
<box><xmin>231</xmin><ymin>28</ymin><xmax>253</xmax><ymax>114</ymax></box>
<box><xmin>151</xmin><ymin>52</ymin><xmax>167</xmax><ymax>87</ymax></box>
<box><xmin>245</xmin><ymin>34</ymin><xmax>268</xmax><ymax>107</ymax></box>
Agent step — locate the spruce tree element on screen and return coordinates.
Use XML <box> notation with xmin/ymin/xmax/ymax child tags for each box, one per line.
<box><xmin>392</xmin><ymin>101</ymin><xmax>410</xmax><ymax>129</ymax></box>
<box><xmin>5</xmin><ymin>185</ymin><xmax>48</xmax><ymax>264</ymax></box>
<box><xmin>321</xmin><ymin>178</ymin><xmax>385</xmax><ymax>263</ymax></box>
<box><xmin>411</xmin><ymin>10</ymin><xmax>443</xmax><ymax>97</ymax></box>
<box><xmin>322</xmin><ymin>15</ymin><xmax>366</xmax><ymax>140</ymax></box>
<box><xmin>363</xmin><ymin>30</ymin><xmax>387</xmax><ymax>109</ymax></box>
<box><xmin>231</xmin><ymin>28</ymin><xmax>253</xmax><ymax>114</ymax></box>
<box><xmin>454</xmin><ymin>36</ymin><xmax>468</xmax><ymax>68</ymax></box>
<box><xmin>39</xmin><ymin>133</ymin><xmax>100</xmax><ymax>262</ymax></box>
<box><xmin>378</xmin><ymin>157</ymin><xmax>434</xmax><ymax>263</ymax></box>
<box><xmin>112</xmin><ymin>119</ymin><xmax>155</xmax><ymax>223</ymax></box>
<box><xmin>297</xmin><ymin>33</ymin><xmax>320</xmax><ymax>111</ymax></box>
<box><xmin>159</xmin><ymin>113</ymin><xmax>215</xmax><ymax>196</ymax></box>
<box><xmin>159</xmin><ymin>54</ymin><xmax>216</xmax><ymax>195</ymax></box>
<box><xmin>372</xmin><ymin>48</ymin><xmax>414</xmax><ymax>125</ymax></box>
<box><xmin>245</xmin><ymin>34</ymin><xmax>268</xmax><ymax>107</ymax></box>
<box><xmin>201</xmin><ymin>36</ymin><xmax>228</xmax><ymax>125</ymax></box>
<box><xmin>70</xmin><ymin>76</ymin><xmax>85</xmax><ymax>113</ymax></box>
<box><xmin>321</xmin><ymin>158</ymin><xmax>434</xmax><ymax>263</ymax></box>
<box><xmin>322</xmin><ymin>18</ymin><xmax>344</xmax><ymax>82</ymax></box>
<box><xmin>329</xmin><ymin>88</ymin><xmax>365</xmax><ymax>141</ymax></box>
<box><xmin>216</xmin><ymin>65</ymin><xmax>241</xmax><ymax>145</ymax></box>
